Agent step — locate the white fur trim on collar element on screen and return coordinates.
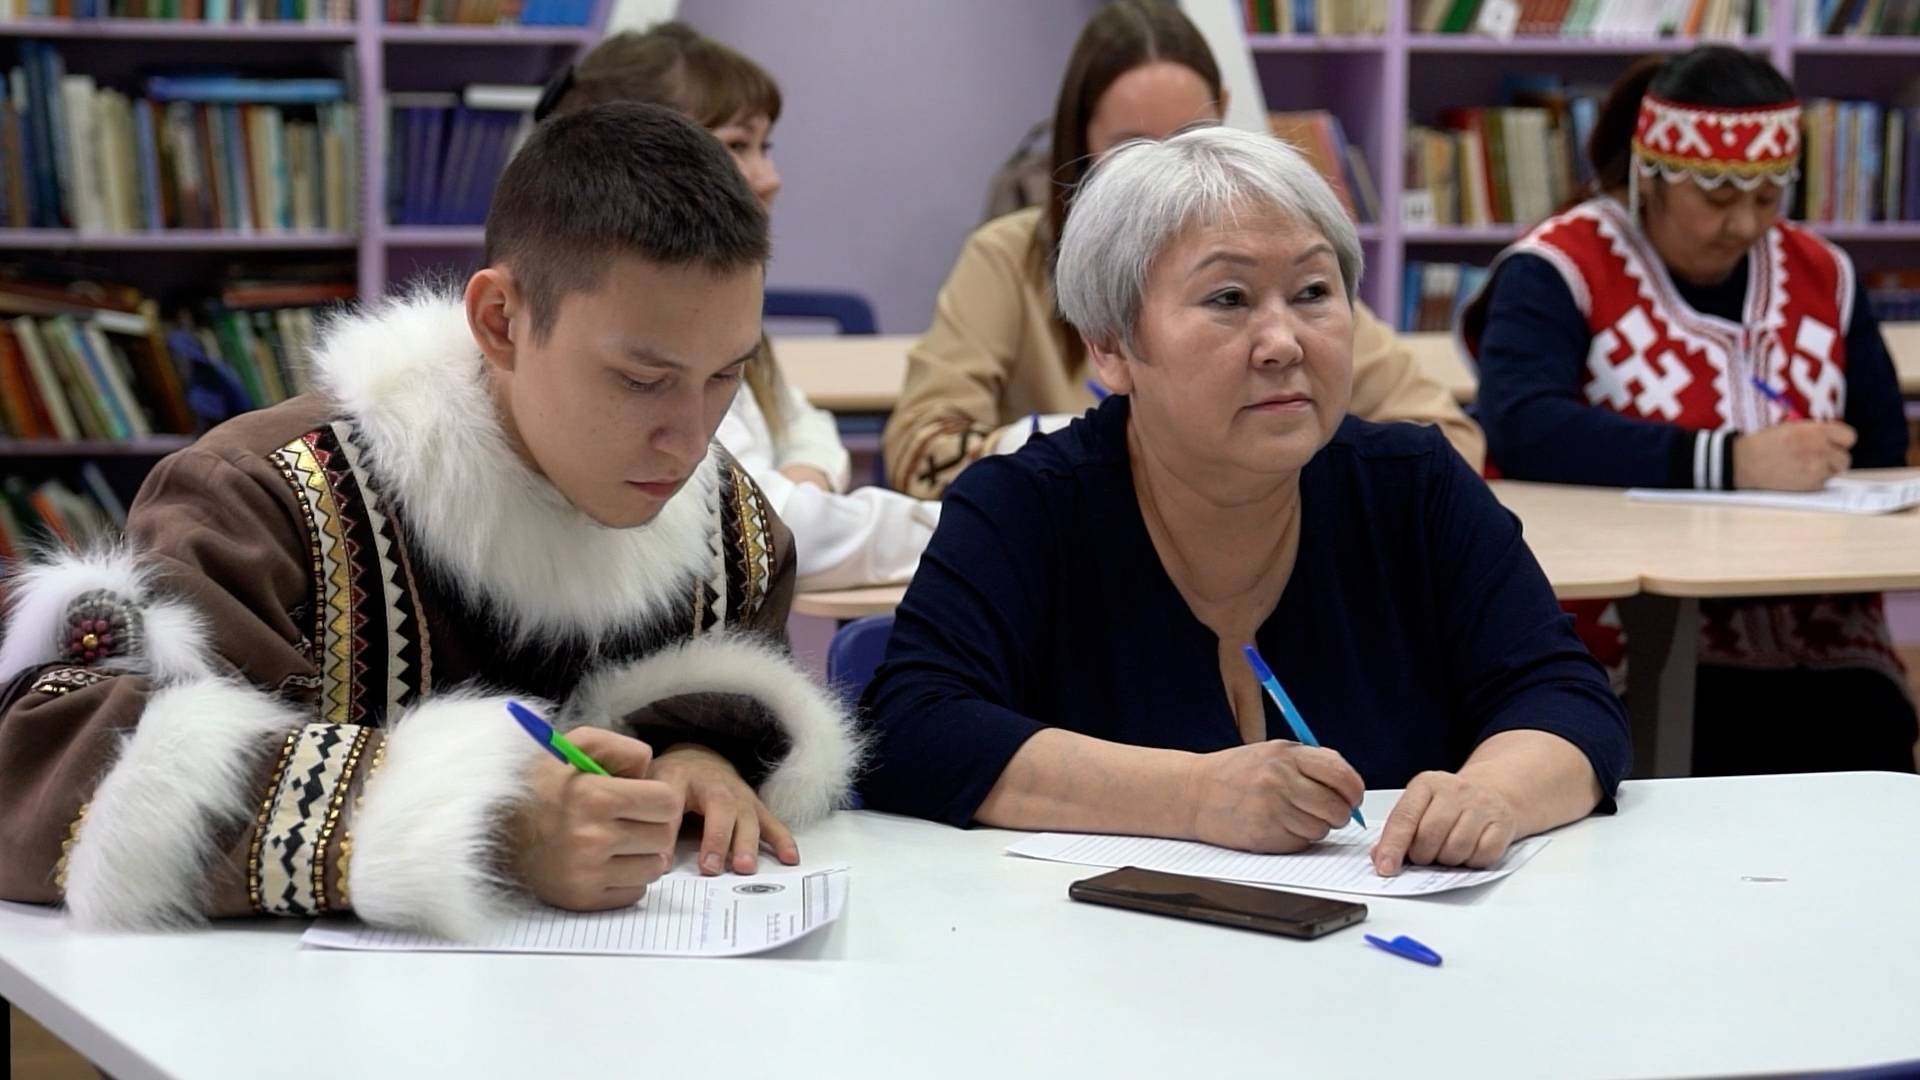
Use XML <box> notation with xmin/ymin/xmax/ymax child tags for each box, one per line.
<box><xmin>346</xmin><ymin>691</ymin><xmax>541</xmax><ymax>941</ymax></box>
<box><xmin>312</xmin><ymin>292</ymin><xmax>720</xmax><ymax>648</ymax></box>
<box><xmin>63</xmin><ymin>676</ymin><xmax>301</xmax><ymax>928</ymax></box>
<box><xmin>566</xmin><ymin>634</ymin><xmax>862</xmax><ymax>826</ymax></box>
<box><xmin>0</xmin><ymin>548</ymin><xmax>216</xmax><ymax>686</ymax></box>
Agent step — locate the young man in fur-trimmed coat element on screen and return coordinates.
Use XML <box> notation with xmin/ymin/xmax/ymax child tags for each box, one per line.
<box><xmin>0</xmin><ymin>104</ymin><xmax>860</xmax><ymax>940</ymax></box>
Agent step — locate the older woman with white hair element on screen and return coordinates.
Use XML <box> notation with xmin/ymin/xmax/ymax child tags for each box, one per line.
<box><xmin>860</xmin><ymin>126</ymin><xmax>1630</xmax><ymax>874</ymax></box>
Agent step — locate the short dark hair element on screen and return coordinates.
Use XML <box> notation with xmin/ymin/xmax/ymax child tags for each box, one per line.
<box><xmin>484</xmin><ymin>101</ymin><xmax>769</xmax><ymax>341</ymax></box>
<box><xmin>1587</xmin><ymin>46</ymin><xmax>1796</xmax><ymax>192</ymax></box>
<box><xmin>541</xmin><ymin>22</ymin><xmax>782</xmax><ymax>129</ymax></box>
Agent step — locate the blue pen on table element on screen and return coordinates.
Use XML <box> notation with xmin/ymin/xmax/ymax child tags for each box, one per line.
<box><xmin>1748</xmin><ymin>374</ymin><xmax>1806</xmax><ymax>422</ymax></box>
<box><xmin>1240</xmin><ymin>644</ymin><xmax>1366</xmax><ymax>829</ymax></box>
<box><xmin>507</xmin><ymin>700</ymin><xmax>610</xmax><ymax>776</ymax></box>
<box><xmin>1366</xmin><ymin>934</ymin><xmax>1442</xmax><ymax>967</ymax></box>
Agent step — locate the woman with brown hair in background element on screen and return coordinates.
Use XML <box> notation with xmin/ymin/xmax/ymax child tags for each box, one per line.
<box><xmin>882</xmin><ymin>0</ymin><xmax>1482</xmax><ymax>499</ymax></box>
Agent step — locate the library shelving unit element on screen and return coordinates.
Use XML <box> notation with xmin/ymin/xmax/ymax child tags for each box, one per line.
<box><xmin>0</xmin><ymin>0</ymin><xmax>609</xmax><ymax>297</ymax></box>
<box><xmin>0</xmin><ymin>4</ymin><xmax>608</xmax><ymax>496</ymax></box>
<box><xmin>1229</xmin><ymin>0</ymin><xmax>1920</xmax><ymax>326</ymax></box>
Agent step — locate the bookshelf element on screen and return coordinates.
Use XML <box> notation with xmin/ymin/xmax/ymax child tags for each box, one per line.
<box><xmin>0</xmin><ymin>0</ymin><xmax>609</xmax><ymax>299</ymax></box>
<box><xmin>1230</xmin><ymin>0</ymin><xmax>1920</xmax><ymax>327</ymax></box>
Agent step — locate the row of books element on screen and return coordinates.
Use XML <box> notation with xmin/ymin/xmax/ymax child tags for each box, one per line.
<box><xmin>383</xmin><ymin>0</ymin><xmax>592</xmax><ymax>27</ymax></box>
<box><xmin>1406</xmin><ymin>105</ymin><xmax>1597</xmax><ymax>227</ymax></box>
<box><xmin>0</xmin><ymin>0</ymin><xmax>350</xmax><ymax>20</ymax></box>
<box><xmin>1806</xmin><ymin>0</ymin><xmax>1920</xmax><ymax>35</ymax></box>
<box><xmin>0</xmin><ymin>272</ymin><xmax>353</xmax><ymax>442</ymax></box>
<box><xmin>1268</xmin><ymin>111</ymin><xmax>1382</xmax><ymax>225</ymax></box>
<box><xmin>1415</xmin><ymin>0</ymin><xmax>1765</xmax><ymax>35</ymax></box>
<box><xmin>1866</xmin><ymin>269</ymin><xmax>1920</xmax><ymax>320</ymax></box>
<box><xmin>386</xmin><ymin>85</ymin><xmax>537</xmax><ymax>227</ymax></box>
<box><xmin>1237</xmin><ymin>0</ymin><xmax>1386</xmax><ymax>34</ymax></box>
<box><xmin>3</xmin><ymin>47</ymin><xmax>359</xmax><ymax>233</ymax></box>
<box><xmin>1800</xmin><ymin>100</ymin><xmax>1920</xmax><ymax>225</ymax></box>
<box><xmin>0</xmin><ymin>471</ymin><xmax>122</xmax><ymax>562</ymax></box>
<box><xmin>1399</xmin><ymin>260</ymin><xmax>1491</xmax><ymax>333</ymax></box>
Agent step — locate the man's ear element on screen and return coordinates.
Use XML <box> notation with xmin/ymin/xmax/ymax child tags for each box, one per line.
<box><xmin>466</xmin><ymin>267</ymin><xmax>521</xmax><ymax>374</ymax></box>
<box><xmin>1085</xmin><ymin>333</ymin><xmax>1135</xmax><ymax>396</ymax></box>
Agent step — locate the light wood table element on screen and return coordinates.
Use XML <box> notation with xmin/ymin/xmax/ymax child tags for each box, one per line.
<box><xmin>791</xmin><ymin>585</ymin><xmax>908</xmax><ymax>621</ymax></box>
<box><xmin>771</xmin><ymin>334</ymin><xmax>914</xmax><ymax>414</ymax></box>
<box><xmin>1886</xmin><ymin>321</ymin><xmax>1920</xmax><ymax>398</ymax></box>
<box><xmin>1497</xmin><ymin>473</ymin><xmax>1920</xmax><ymax>776</ymax></box>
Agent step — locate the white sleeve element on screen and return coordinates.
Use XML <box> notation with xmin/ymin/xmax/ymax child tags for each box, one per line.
<box><xmin>772</xmin><ymin>377</ymin><xmax>852</xmax><ymax>492</ymax></box>
<box><xmin>716</xmin><ymin>393</ymin><xmax>778</xmax><ymax>476</ymax></box>
<box><xmin>752</xmin><ymin>465</ymin><xmax>942</xmax><ymax>591</ymax></box>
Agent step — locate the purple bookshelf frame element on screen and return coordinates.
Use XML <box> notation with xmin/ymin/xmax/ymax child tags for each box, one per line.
<box><xmin>0</xmin><ymin>0</ymin><xmax>608</xmax><ymax>299</ymax></box>
<box><xmin>1241</xmin><ymin>0</ymin><xmax>1920</xmax><ymax>324</ymax></box>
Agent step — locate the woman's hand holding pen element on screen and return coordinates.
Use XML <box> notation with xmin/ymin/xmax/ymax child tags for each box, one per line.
<box><xmin>1734</xmin><ymin>421</ymin><xmax>1855</xmax><ymax>491</ymax></box>
<box><xmin>1181</xmin><ymin>742</ymin><xmax>1364</xmax><ymax>854</ymax></box>
<box><xmin>507</xmin><ymin>727</ymin><xmax>682</xmax><ymax>911</ymax></box>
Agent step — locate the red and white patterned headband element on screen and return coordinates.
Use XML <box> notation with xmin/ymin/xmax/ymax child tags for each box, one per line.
<box><xmin>1631</xmin><ymin>94</ymin><xmax>1802</xmax><ymax>190</ymax></box>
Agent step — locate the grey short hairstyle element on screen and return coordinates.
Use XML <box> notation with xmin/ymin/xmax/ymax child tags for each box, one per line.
<box><xmin>1055</xmin><ymin>124</ymin><xmax>1363</xmax><ymax>354</ymax></box>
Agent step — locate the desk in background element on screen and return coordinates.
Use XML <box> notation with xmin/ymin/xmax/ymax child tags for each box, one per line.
<box><xmin>2</xmin><ymin>774</ymin><xmax>1917</xmax><ymax>1080</ymax></box>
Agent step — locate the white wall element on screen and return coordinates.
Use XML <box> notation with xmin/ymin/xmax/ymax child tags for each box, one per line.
<box><xmin>611</xmin><ymin>0</ymin><xmax>1103</xmax><ymax>332</ymax></box>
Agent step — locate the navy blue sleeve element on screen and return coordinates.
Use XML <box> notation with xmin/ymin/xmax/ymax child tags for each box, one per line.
<box><xmin>1423</xmin><ymin>439</ymin><xmax>1631</xmax><ymax>796</ymax></box>
<box><xmin>857</xmin><ymin>455</ymin><xmax>1054</xmax><ymax>826</ymax></box>
<box><xmin>1476</xmin><ymin>254</ymin><xmax>1709</xmax><ymax>488</ymax></box>
<box><xmin>1843</xmin><ymin>278</ymin><xmax>1911</xmax><ymax>470</ymax></box>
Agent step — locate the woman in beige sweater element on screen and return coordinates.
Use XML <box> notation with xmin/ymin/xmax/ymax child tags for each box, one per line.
<box><xmin>885</xmin><ymin>1</ymin><xmax>1483</xmax><ymax>498</ymax></box>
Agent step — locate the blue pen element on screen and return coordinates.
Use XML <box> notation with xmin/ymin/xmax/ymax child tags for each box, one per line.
<box><xmin>1366</xmin><ymin>934</ymin><xmax>1442</xmax><ymax>967</ymax></box>
<box><xmin>1086</xmin><ymin>378</ymin><xmax>1110</xmax><ymax>400</ymax></box>
<box><xmin>1748</xmin><ymin>374</ymin><xmax>1806</xmax><ymax>421</ymax></box>
<box><xmin>1028</xmin><ymin>412</ymin><xmax>1041</xmax><ymax>437</ymax></box>
<box><xmin>1240</xmin><ymin>644</ymin><xmax>1366</xmax><ymax>829</ymax></box>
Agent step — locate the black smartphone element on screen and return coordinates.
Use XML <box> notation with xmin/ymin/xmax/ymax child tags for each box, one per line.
<box><xmin>1068</xmin><ymin>866</ymin><xmax>1368</xmax><ymax>939</ymax></box>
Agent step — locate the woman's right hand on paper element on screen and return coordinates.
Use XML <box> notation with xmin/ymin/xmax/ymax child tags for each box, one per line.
<box><xmin>1181</xmin><ymin>741</ymin><xmax>1363</xmax><ymax>854</ymax></box>
<box><xmin>1734</xmin><ymin>421</ymin><xmax>1855</xmax><ymax>491</ymax></box>
<box><xmin>506</xmin><ymin>727</ymin><xmax>683</xmax><ymax>911</ymax></box>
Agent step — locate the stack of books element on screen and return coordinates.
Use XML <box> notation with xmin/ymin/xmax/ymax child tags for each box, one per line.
<box><xmin>1269</xmin><ymin>110</ymin><xmax>1382</xmax><ymax>224</ymax></box>
<box><xmin>1414</xmin><ymin>0</ymin><xmax>1763</xmax><ymax>36</ymax></box>
<box><xmin>1399</xmin><ymin>261</ymin><xmax>1491</xmax><ymax>332</ymax></box>
<box><xmin>0</xmin><ymin>270</ymin><xmax>353</xmax><ymax>443</ymax></box>
<box><xmin>2</xmin><ymin>46</ymin><xmax>359</xmax><ymax>234</ymax></box>
<box><xmin>384</xmin><ymin>0</ymin><xmax>593</xmax><ymax>27</ymax></box>
<box><xmin>1239</xmin><ymin>0</ymin><xmax>1386</xmax><ymax>34</ymax></box>
<box><xmin>0</xmin><ymin>0</ymin><xmax>352</xmax><ymax>21</ymax></box>
<box><xmin>1798</xmin><ymin>98</ymin><xmax>1920</xmax><ymax>226</ymax></box>
<box><xmin>387</xmin><ymin>84</ymin><xmax>540</xmax><ymax>227</ymax></box>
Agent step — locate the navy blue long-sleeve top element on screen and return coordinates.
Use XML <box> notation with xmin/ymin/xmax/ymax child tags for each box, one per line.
<box><xmin>1475</xmin><ymin>252</ymin><xmax>1910</xmax><ymax>487</ymax></box>
<box><xmin>859</xmin><ymin>396</ymin><xmax>1631</xmax><ymax>827</ymax></box>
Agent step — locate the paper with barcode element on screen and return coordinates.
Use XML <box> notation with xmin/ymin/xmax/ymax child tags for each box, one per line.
<box><xmin>1007</xmin><ymin>831</ymin><xmax>1547</xmax><ymax>897</ymax></box>
<box><xmin>301</xmin><ymin>865</ymin><xmax>848</xmax><ymax>957</ymax></box>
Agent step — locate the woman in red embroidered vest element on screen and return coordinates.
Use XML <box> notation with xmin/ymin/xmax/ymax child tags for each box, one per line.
<box><xmin>1461</xmin><ymin>47</ymin><xmax>1916</xmax><ymax>776</ymax></box>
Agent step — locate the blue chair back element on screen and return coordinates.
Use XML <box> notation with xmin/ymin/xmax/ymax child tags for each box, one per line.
<box><xmin>826</xmin><ymin>614</ymin><xmax>894</xmax><ymax>703</ymax></box>
<box><xmin>825</xmin><ymin>614</ymin><xmax>893</xmax><ymax>813</ymax></box>
<box><xmin>764</xmin><ymin>289</ymin><xmax>878</xmax><ymax>335</ymax></box>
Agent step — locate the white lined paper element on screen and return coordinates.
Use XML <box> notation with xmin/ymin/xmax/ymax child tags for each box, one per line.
<box><xmin>1007</xmin><ymin>831</ymin><xmax>1547</xmax><ymax>897</ymax></box>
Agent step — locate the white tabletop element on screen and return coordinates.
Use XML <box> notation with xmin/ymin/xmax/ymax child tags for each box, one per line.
<box><xmin>4</xmin><ymin>773</ymin><xmax>1918</xmax><ymax>1080</ymax></box>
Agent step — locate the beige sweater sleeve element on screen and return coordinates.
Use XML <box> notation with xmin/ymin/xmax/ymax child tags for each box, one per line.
<box><xmin>1348</xmin><ymin>302</ymin><xmax>1487</xmax><ymax>471</ymax></box>
<box><xmin>884</xmin><ymin>220</ymin><xmax>1041</xmax><ymax>499</ymax></box>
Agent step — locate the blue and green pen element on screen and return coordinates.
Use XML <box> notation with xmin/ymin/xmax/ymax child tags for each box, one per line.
<box><xmin>1240</xmin><ymin>644</ymin><xmax>1365</xmax><ymax>829</ymax></box>
<box><xmin>508</xmin><ymin>700</ymin><xmax>609</xmax><ymax>776</ymax></box>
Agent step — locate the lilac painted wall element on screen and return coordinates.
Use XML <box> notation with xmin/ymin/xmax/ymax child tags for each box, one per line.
<box><xmin>674</xmin><ymin>0</ymin><xmax>1104</xmax><ymax>333</ymax></box>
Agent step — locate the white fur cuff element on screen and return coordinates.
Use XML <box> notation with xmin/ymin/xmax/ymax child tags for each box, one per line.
<box><xmin>0</xmin><ymin>547</ymin><xmax>215</xmax><ymax>686</ymax></box>
<box><xmin>568</xmin><ymin>635</ymin><xmax>862</xmax><ymax>826</ymax></box>
<box><xmin>347</xmin><ymin>692</ymin><xmax>542</xmax><ymax>941</ymax></box>
<box><xmin>64</xmin><ymin>677</ymin><xmax>303</xmax><ymax>929</ymax></box>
